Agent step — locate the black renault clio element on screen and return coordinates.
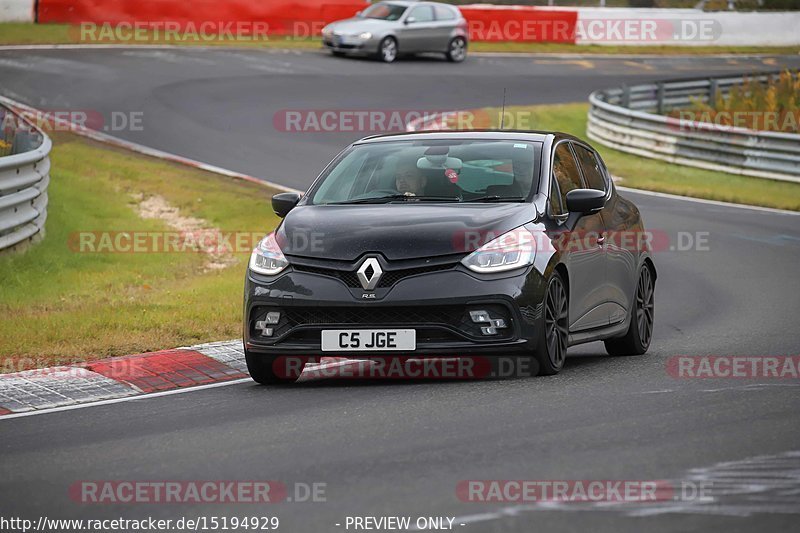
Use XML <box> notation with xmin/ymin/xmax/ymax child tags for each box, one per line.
<box><xmin>244</xmin><ymin>131</ymin><xmax>656</xmax><ymax>384</ymax></box>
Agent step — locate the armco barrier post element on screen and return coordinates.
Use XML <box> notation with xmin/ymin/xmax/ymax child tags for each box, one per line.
<box><xmin>656</xmin><ymin>83</ymin><xmax>665</xmax><ymax>115</ymax></box>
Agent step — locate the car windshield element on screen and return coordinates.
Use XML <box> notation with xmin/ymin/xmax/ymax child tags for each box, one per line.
<box><xmin>309</xmin><ymin>139</ymin><xmax>542</xmax><ymax>205</ymax></box>
<box><xmin>361</xmin><ymin>2</ymin><xmax>408</xmax><ymax>21</ymax></box>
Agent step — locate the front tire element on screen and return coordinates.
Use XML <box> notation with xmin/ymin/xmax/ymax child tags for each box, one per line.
<box><xmin>534</xmin><ymin>271</ymin><xmax>569</xmax><ymax>376</ymax></box>
<box><xmin>605</xmin><ymin>264</ymin><xmax>655</xmax><ymax>356</ymax></box>
<box><xmin>378</xmin><ymin>36</ymin><xmax>398</xmax><ymax>63</ymax></box>
<box><xmin>446</xmin><ymin>37</ymin><xmax>467</xmax><ymax>63</ymax></box>
<box><xmin>245</xmin><ymin>350</ymin><xmax>307</xmax><ymax>385</ymax></box>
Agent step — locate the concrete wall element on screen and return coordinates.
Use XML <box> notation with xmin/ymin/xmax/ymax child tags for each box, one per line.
<box><xmin>0</xmin><ymin>0</ymin><xmax>34</xmax><ymax>22</ymax></box>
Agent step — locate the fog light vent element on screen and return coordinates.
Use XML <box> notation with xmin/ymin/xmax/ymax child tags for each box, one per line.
<box><xmin>470</xmin><ymin>309</ymin><xmax>509</xmax><ymax>336</ymax></box>
<box><xmin>255</xmin><ymin>311</ymin><xmax>281</xmax><ymax>336</ymax></box>
<box><xmin>469</xmin><ymin>310</ymin><xmax>491</xmax><ymax>323</ymax></box>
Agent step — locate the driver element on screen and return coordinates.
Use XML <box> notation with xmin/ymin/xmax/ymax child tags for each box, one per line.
<box><xmin>395</xmin><ymin>163</ymin><xmax>427</xmax><ymax>196</ymax></box>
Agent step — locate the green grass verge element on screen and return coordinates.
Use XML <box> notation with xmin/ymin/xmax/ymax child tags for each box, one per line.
<box><xmin>1</xmin><ymin>23</ymin><xmax>798</xmax><ymax>55</ymax></box>
<box><xmin>0</xmin><ymin>133</ymin><xmax>280</xmax><ymax>367</ymax></box>
<box><xmin>479</xmin><ymin>103</ymin><xmax>800</xmax><ymax>211</ymax></box>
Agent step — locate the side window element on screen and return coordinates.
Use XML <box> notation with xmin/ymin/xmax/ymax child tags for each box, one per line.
<box><xmin>573</xmin><ymin>144</ymin><xmax>606</xmax><ymax>192</ymax></box>
<box><xmin>434</xmin><ymin>6</ymin><xmax>456</xmax><ymax>21</ymax></box>
<box><xmin>550</xmin><ymin>143</ymin><xmax>583</xmax><ymax>216</ymax></box>
<box><xmin>408</xmin><ymin>5</ymin><xmax>435</xmax><ymax>23</ymax></box>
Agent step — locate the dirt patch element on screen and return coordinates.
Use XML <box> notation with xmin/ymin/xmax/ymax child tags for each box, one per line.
<box><xmin>133</xmin><ymin>193</ymin><xmax>237</xmax><ymax>272</ymax></box>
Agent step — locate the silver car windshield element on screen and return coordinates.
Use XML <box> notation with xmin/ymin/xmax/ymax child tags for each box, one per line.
<box><xmin>362</xmin><ymin>2</ymin><xmax>407</xmax><ymax>21</ymax></box>
<box><xmin>309</xmin><ymin>140</ymin><xmax>542</xmax><ymax>205</ymax></box>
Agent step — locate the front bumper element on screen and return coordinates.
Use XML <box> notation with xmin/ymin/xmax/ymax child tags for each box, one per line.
<box><xmin>244</xmin><ymin>260</ymin><xmax>546</xmax><ymax>357</ymax></box>
<box><xmin>322</xmin><ymin>35</ymin><xmax>378</xmax><ymax>56</ymax></box>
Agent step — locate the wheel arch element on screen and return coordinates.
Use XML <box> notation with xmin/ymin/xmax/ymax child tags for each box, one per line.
<box><xmin>554</xmin><ymin>262</ymin><xmax>569</xmax><ymax>298</ymax></box>
<box><xmin>642</xmin><ymin>256</ymin><xmax>657</xmax><ymax>282</ymax></box>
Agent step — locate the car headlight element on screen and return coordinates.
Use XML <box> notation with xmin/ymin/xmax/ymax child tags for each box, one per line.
<box><xmin>249</xmin><ymin>232</ymin><xmax>289</xmax><ymax>276</ymax></box>
<box><xmin>461</xmin><ymin>226</ymin><xmax>537</xmax><ymax>274</ymax></box>
<box><xmin>358</xmin><ymin>31</ymin><xmax>372</xmax><ymax>40</ymax></box>
<box><xmin>322</xmin><ymin>26</ymin><xmax>333</xmax><ymax>37</ymax></box>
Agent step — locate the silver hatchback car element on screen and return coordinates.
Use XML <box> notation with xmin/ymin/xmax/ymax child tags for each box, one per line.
<box><xmin>322</xmin><ymin>1</ymin><xmax>469</xmax><ymax>63</ymax></box>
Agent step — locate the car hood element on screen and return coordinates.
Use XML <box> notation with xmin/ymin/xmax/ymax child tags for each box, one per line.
<box><xmin>327</xmin><ymin>18</ymin><xmax>392</xmax><ymax>34</ymax></box>
<box><xmin>277</xmin><ymin>203</ymin><xmax>536</xmax><ymax>262</ymax></box>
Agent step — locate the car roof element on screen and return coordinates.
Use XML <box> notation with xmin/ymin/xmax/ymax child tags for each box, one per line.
<box><xmin>354</xmin><ymin>130</ymin><xmax>566</xmax><ymax>145</ymax></box>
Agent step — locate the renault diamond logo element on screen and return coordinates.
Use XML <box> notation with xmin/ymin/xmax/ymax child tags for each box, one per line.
<box><xmin>356</xmin><ymin>257</ymin><xmax>383</xmax><ymax>291</ymax></box>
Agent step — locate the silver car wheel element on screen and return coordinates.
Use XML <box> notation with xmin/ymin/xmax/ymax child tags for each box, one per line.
<box><xmin>380</xmin><ymin>37</ymin><xmax>398</xmax><ymax>63</ymax></box>
<box><xmin>447</xmin><ymin>37</ymin><xmax>467</xmax><ymax>62</ymax></box>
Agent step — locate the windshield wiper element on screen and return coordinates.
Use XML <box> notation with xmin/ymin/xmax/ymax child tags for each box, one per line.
<box><xmin>329</xmin><ymin>194</ymin><xmax>461</xmax><ymax>205</ymax></box>
<box><xmin>464</xmin><ymin>195</ymin><xmax>526</xmax><ymax>203</ymax></box>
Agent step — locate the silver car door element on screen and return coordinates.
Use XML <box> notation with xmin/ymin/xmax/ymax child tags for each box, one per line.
<box><xmin>398</xmin><ymin>4</ymin><xmax>438</xmax><ymax>53</ymax></box>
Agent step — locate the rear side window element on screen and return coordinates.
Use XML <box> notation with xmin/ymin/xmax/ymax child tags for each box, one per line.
<box><xmin>408</xmin><ymin>6</ymin><xmax>435</xmax><ymax>23</ymax></box>
<box><xmin>434</xmin><ymin>6</ymin><xmax>456</xmax><ymax>20</ymax></box>
<box><xmin>573</xmin><ymin>144</ymin><xmax>606</xmax><ymax>192</ymax></box>
<box><xmin>550</xmin><ymin>143</ymin><xmax>583</xmax><ymax>216</ymax></box>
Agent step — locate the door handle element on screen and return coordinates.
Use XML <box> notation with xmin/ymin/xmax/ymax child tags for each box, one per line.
<box><xmin>597</xmin><ymin>234</ymin><xmax>606</xmax><ymax>245</ymax></box>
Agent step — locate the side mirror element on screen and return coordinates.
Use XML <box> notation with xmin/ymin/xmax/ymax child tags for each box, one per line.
<box><xmin>563</xmin><ymin>189</ymin><xmax>605</xmax><ymax>228</ymax></box>
<box><xmin>405</xmin><ymin>16</ymin><xmax>417</xmax><ymax>24</ymax></box>
<box><xmin>566</xmin><ymin>189</ymin><xmax>605</xmax><ymax>214</ymax></box>
<box><xmin>272</xmin><ymin>192</ymin><xmax>301</xmax><ymax>218</ymax></box>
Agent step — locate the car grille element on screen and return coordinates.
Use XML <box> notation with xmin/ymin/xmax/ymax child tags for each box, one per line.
<box><xmin>292</xmin><ymin>263</ymin><xmax>455</xmax><ymax>289</ymax></box>
<box><xmin>249</xmin><ymin>304</ymin><xmax>514</xmax><ymax>345</ymax></box>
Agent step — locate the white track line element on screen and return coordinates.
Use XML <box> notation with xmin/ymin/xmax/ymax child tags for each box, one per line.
<box><xmin>616</xmin><ymin>186</ymin><xmax>799</xmax><ymax>215</ymax></box>
<box><xmin>0</xmin><ymin>378</ymin><xmax>252</xmax><ymax>421</ymax></box>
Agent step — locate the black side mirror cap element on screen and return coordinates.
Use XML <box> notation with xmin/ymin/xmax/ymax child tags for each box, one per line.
<box><xmin>272</xmin><ymin>192</ymin><xmax>301</xmax><ymax>218</ymax></box>
<box><xmin>566</xmin><ymin>189</ymin><xmax>605</xmax><ymax>214</ymax></box>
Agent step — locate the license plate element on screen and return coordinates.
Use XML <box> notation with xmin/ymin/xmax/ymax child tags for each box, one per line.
<box><xmin>321</xmin><ymin>329</ymin><xmax>416</xmax><ymax>352</ymax></box>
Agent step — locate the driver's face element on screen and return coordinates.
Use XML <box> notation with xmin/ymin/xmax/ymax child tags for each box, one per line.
<box><xmin>396</xmin><ymin>170</ymin><xmax>425</xmax><ymax>194</ymax></box>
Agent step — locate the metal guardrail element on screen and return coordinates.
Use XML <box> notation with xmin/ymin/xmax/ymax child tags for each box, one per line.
<box><xmin>0</xmin><ymin>104</ymin><xmax>52</xmax><ymax>252</ymax></box>
<box><xmin>587</xmin><ymin>70</ymin><xmax>800</xmax><ymax>183</ymax></box>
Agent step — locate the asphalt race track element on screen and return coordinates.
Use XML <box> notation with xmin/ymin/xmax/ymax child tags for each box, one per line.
<box><xmin>1</xmin><ymin>48</ymin><xmax>800</xmax><ymax>532</ymax></box>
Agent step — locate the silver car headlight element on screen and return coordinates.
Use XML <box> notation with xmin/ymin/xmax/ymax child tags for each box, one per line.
<box><xmin>461</xmin><ymin>226</ymin><xmax>537</xmax><ymax>274</ymax></box>
<box><xmin>358</xmin><ymin>31</ymin><xmax>373</xmax><ymax>40</ymax></box>
<box><xmin>249</xmin><ymin>232</ymin><xmax>289</xmax><ymax>276</ymax></box>
<box><xmin>322</xmin><ymin>26</ymin><xmax>333</xmax><ymax>38</ymax></box>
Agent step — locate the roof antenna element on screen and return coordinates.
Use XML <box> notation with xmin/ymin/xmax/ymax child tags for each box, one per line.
<box><xmin>500</xmin><ymin>88</ymin><xmax>507</xmax><ymax>130</ymax></box>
